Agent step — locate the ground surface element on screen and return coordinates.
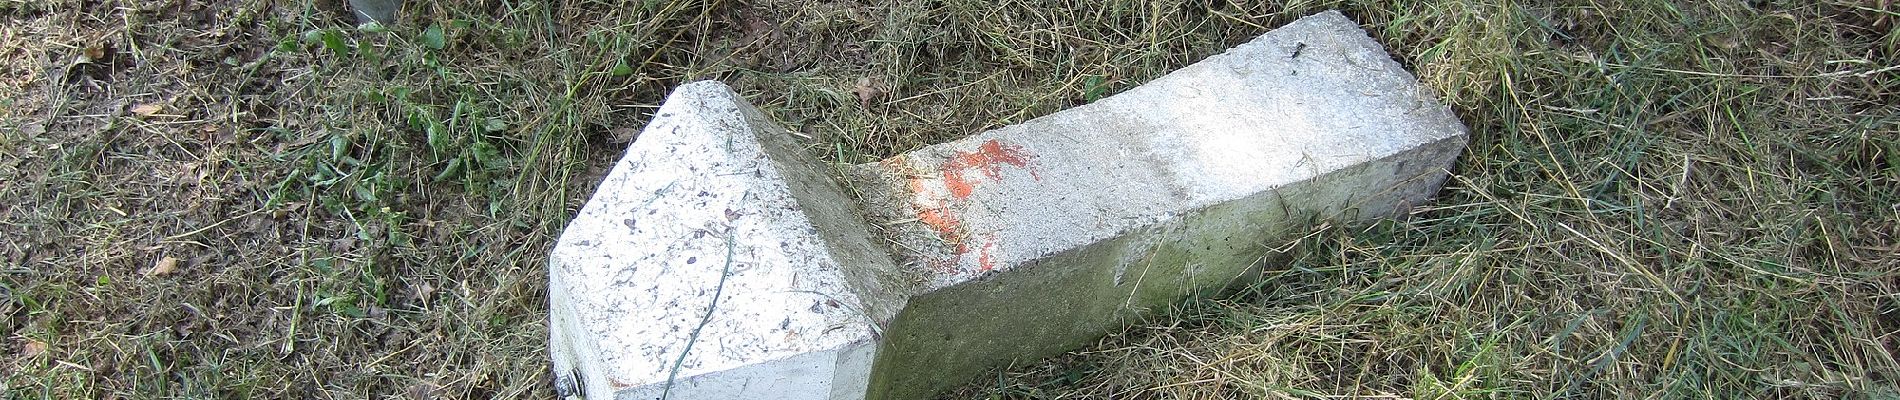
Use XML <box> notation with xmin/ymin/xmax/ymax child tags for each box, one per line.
<box><xmin>2</xmin><ymin>0</ymin><xmax>1896</xmax><ymax>398</ymax></box>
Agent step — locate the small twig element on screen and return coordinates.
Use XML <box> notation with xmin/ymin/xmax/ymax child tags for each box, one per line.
<box><xmin>162</xmin><ymin>207</ymin><xmax>270</xmax><ymax>241</ymax></box>
<box><xmin>660</xmin><ymin>233</ymin><xmax>735</xmax><ymax>399</ymax></box>
<box><xmin>282</xmin><ymin>290</ymin><xmax>302</xmax><ymax>355</ymax></box>
<box><xmin>54</xmin><ymin>360</ymin><xmax>95</xmax><ymax>372</ymax></box>
<box><xmin>1597</xmin><ymin>59</ymin><xmax>1900</xmax><ymax>79</ymax></box>
<box><xmin>1854</xmin><ymin>64</ymin><xmax>1900</xmax><ymax>78</ymax></box>
<box><xmin>640</xmin><ymin>181</ymin><xmax>679</xmax><ymax>210</ymax></box>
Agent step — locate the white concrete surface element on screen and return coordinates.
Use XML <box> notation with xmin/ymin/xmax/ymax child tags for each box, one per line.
<box><xmin>847</xmin><ymin>10</ymin><xmax>1468</xmax><ymax>398</ymax></box>
<box><xmin>853</xmin><ymin>10</ymin><xmax>1465</xmax><ymax>290</ymax></box>
<box><xmin>550</xmin><ymin>10</ymin><xmax>1469</xmax><ymax>400</ymax></box>
<box><xmin>547</xmin><ymin>81</ymin><xmax>896</xmax><ymax>400</ymax></box>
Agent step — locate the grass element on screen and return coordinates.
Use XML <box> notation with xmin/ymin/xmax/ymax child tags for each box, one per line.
<box><xmin>2</xmin><ymin>0</ymin><xmax>1896</xmax><ymax>398</ymax></box>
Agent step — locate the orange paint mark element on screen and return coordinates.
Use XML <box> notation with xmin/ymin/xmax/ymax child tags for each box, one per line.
<box><xmin>977</xmin><ymin>239</ymin><xmax>997</xmax><ymax>272</ymax></box>
<box><xmin>901</xmin><ymin>139</ymin><xmax>1039</xmax><ymax>274</ymax></box>
<box><xmin>941</xmin><ymin>139</ymin><xmax>1039</xmax><ymax>199</ymax></box>
<box><xmin>905</xmin><ymin>170</ymin><xmax>928</xmax><ymax>201</ymax></box>
<box><xmin>909</xmin><ymin>171</ymin><xmax>968</xmax><ymax>256</ymax></box>
<box><xmin>943</xmin><ymin>173</ymin><xmax>977</xmax><ymax>199</ymax></box>
<box><xmin>912</xmin><ymin>206</ymin><xmax>957</xmax><ymax>244</ymax></box>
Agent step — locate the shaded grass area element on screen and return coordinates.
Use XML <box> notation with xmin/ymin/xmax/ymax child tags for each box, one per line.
<box><xmin>1</xmin><ymin>0</ymin><xmax>1895</xmax><ymax>398</ymax></box>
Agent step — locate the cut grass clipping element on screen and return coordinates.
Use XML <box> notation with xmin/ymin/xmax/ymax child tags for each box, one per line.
<box><xmin>2</xmin><ymin>0</ymin><xmax>1896</xmax><ymax>399</ymax></box>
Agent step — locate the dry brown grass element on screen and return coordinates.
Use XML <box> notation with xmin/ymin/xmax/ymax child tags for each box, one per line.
<box><xmin>2</xmin><ymin>0</ymin><xmax>1896</xmax><ymax>398</ymax></box>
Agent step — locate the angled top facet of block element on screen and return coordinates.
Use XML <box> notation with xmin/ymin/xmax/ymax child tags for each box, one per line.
<box><xmin>548</xmin><ymin>82</ymin><xmax>901</xmax><ymax>400</ymax></box>
<box><xmin>851</xmin><ymin>10</ymin><xmax>1468</xmax><ymax>289</ymax></box>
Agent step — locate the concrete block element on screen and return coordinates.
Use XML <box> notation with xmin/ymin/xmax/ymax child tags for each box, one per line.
<box><xmin>845</xmin><ymin>10</ymin><xmax>1466</xmax><ymax>398</ymax></box>
<box><xmin>548</xmin><ymin>10</ymin><xmax>1467</xmax><ymax>400</ymax></box>
<box><xmin>547</xmin><ymin>81</ymin><xmax>906</xmax><ymax>400</ymax></box>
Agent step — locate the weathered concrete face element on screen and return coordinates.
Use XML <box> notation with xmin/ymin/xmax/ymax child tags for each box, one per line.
<box><xmin>549</xmin><ymin>10</ymin><xmax>1468</xmax><ymax>400</ymax></box>
<box><xmin>846</xmin><ymin>10</ymin><xmax>1467</xmax><ymax>397</ymax></box>
<box><xmin>547</xmin><ymin>81</ymin><xmax>902</xmax><ymax>400</ymax></box>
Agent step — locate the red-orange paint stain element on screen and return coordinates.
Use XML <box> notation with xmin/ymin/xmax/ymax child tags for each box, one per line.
<box><xmin>941</xmin><ymin>139</ymin><xmax>1038</xmax><ymax>199</ymax></box>
<box><xmin>917</xmin><ymin>208</ymin><xmax>960</xmax><ymax>246</ymax></box>
<box><xmin>909</xmin><ymin>173</ymin><xmax>964</xmax><ymax>252</ymax></box>
<box><xmin>899</xmin><ymin>140</ymin><xmax>1035</xmax><ymax>271</ymax></box>
<box><xmin>905</xmin><ymin>173</ymin><xmax>928</xmax><ymax>202</ymax></box>
<box><xmin>977</xmin><ymin>240</ymin><xmax>997</xmax><ymax>272</ymax></box>
<box><xmin>943</xmin><ymin>173</ymin><xmax>977</xmax><ymax>199</ymax></box>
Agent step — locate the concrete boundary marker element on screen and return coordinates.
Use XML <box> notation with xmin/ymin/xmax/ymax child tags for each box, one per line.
<box><xmin>548</xmin><ymin>10</ymin><xmax>1468</xmax><ymax>400</ymax></box>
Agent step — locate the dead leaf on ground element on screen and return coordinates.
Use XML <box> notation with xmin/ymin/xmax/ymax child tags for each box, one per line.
<box><xmin>608</xmin><ymin>126</ymin><xmax>639</xmax><ymax>143</ymax></box>
<box><xmin>406</xmin><ymin>381</ymin><xmax>438</xmax><ymax>400</ymax></box>
<box><xmin>413</xmin><ymin>281</ymin><xmax>436</xmax><ymax>302</ymax></box>
<box><xmin>20</xmin><ymin>338</ymin><xmax>48</xmax><ymax>358</ymax></box>
<box><xmin>853</xmin><ymin>76</ymin><xmax>883</xmax><ymax>107</ymax></box>
<box><xmin>146</xmin><ymin>256</ymin><xmax>181</xmax><ymax>276</ymax></box>
<box><xmin>79</xmin><ymin>43</ymin><xmax>108</xmax><ymax>64</ymax></box>
<box><xmin>130</xmin><ymin>103</ymin><xmax>163</xmax><ymax>117</ymax></box>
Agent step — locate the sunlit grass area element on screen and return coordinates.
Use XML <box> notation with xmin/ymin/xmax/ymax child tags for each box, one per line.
<box><xmin>2</xmin><ymin>0</ymin><xmax>1895</xmax><ymax>398</ymax></box>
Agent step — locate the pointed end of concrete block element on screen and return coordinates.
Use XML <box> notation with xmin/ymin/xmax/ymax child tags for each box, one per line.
<box><xmin>549</xmin><ymin>81</ymin><xmax>893</xmax><ymax>400</ymax></box>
